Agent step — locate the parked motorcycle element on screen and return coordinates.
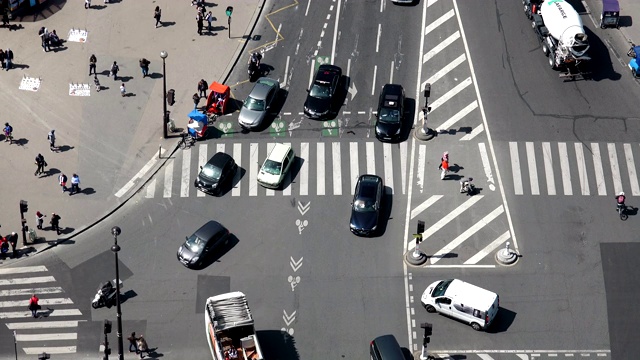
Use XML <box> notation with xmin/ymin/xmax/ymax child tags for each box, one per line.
<box><xmin>91</xmin><ymin>280</ymin><xmax>120</xmax><ymax>309</ymax></box>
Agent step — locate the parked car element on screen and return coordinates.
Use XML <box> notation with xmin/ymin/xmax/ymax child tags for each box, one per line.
<box><xmin>194</xmin><ymin>152</ymin><xmax>238</xmax><ymax>195</ymax></box>
<box><xmin>375</xmin><ymin>84</ymin><xmax>405</xmax><ymax>142</ymax></box>
<box><xmin>303</xmin><ymin>64</ymin><xmax>342</xmax><ymax>119</ymax></box>
<box><xmin>238</xmin><ymin>77</ymin><xmax>280</xmax><ymax>130</ymax></box>
<box><xmin>257</xmin><ymin>143</ymin><xmax>295</xmax><ymax>189</ymax></box>
<box><xmin>350</xmin><ymin>174</ymin><xmax>383</xmax><ymax>236</ymax></box>
<box><xmin>177</xmin><ymin>221</ymin><xmax>230</xmax><ymax>269</ymax></box>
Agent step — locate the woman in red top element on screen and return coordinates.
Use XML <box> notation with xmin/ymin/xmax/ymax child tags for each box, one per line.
<box><xmin>29</xmin><ymin>294</ymin><xmax>39</xmax><ymax>318</ymax></box>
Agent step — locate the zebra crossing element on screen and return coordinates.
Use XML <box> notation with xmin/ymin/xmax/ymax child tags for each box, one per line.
<box><xmin>142</xmin><ymin>140</ymin><xmax>410</xmax><ymax>198</ymax></box>
<box><xmin>508</xmin><ymin>141</ymin><xmax>640</xmax><ymax>196</ymax></box>
<box><xmin>425</xmin><ymin>351</ymin><xmax>610</xmax><ymax>359</ymax></box>
<box><xmin>0</xmin><ymin>266</ymin><xmax>82</xmax><ymax>355</ymax></box>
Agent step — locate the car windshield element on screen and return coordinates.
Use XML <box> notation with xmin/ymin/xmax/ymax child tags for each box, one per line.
<box><xmin>262</xmin><ymin>160</ymin><xmax>282</xmax><ymax>175</ymax></box>
<box><xmin>379</xmin><ymin>107</ymin><xmax>400</xmax><ymax>123</ymax></box>
<box><xmin>257</xmin><ymin>78</ymin><xmax>278</xmax><ymax>88</ymax></box>
<box><xmin>184</xmin><ymin>235</ymin><xmax>205</xmax><ymax>253</ymax></box>
<box><xmin>431</xmin><ymin>279</ymin><xmax>453</xmax><ymax>297</ymax></box>
<box><xmin>353</xmin><ymin>199</ymin><xmax>376</xmax><ymax>212</ymax></box>
<box><xmin>309</xmin><ymin>83</ymin><xmax>331</xmax><ymax>99</ymax></box>
<box><xmin>201</xmin><ymin>163</ymin><xmax>222</xmax><ymax>180</ymax></box>
<box><xmin>244</xmin><ymin>96</ymin><xmax>265</xmax><ymax>111</ymax></box>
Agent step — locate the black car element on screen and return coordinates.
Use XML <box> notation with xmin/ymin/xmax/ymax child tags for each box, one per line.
<box><xmin>304</xmin><ymin>64</ymin><xmax>342</xmax><ymax>119</ymax></box>
<box><xmin>194</xmin><ymin>152</ymin><xmax>238</xmax><ymax>195</ymax></box>
<box><xmin>177</xmin><ymin>221</ymin><xmax>230</xmax><ymax>268</ymax></box>
<box><xmin>375</xmin><ymin>84</ymin><xmax>405</xmax><ymax>142</ymax></box>
<box><xmin>350</xmin><ymin>175</ymin><xmax>383</xmax><ymax>236</ymax></box>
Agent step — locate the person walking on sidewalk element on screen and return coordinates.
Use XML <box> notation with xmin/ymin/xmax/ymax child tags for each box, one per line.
<box><xmin>58</xmin><ymin>173</ymin><xmax>68</xmax><ymax>193</ymax></box>
<box><xmin>4</xmin><ymin>48</ymin><xmax>12</xmax><ymax>71</ymax></box>
<box><xmin>48</xmin><ymin>129</ymin><xmax>56</xmax><ymax>151</ymax></box>
<box><xmin>196</xmin><ymin>12</ymin><xmax>204</xmax><ymax>35</ymax></box>
<box><xmin>89</xmin><ymin>54</ymin><xmax>97</xmax><ymax>75</ymax></box>
<box><xmin>34</xmin><ymin>153</ymin><xmax>47</xmax><ymax>176</ymax></box>
<box><xmin>198</xmin><ymin>79</ymin><xmax>208</xmax><ymax>98</ymax></box>
<box><xmin>36</xmin><ymin>211</ymin><xmax>46</xmax><ymax>230</ymax></box>
<box><xmin>50</xmin><ymin>213</ymin><xmax>61</xmax><ymax>235</ymax></box>
<box><xmin>120</xmin><ymin>83</ymin><xmax>126</xmax><ymax>97</ymax></box>
<box><xmin>28</xmin><ymin>294</ymin><xmax>40</xmax><ymax>318</ymax></box>
<box><xmin>139</xmin><ymin>58</ymin><xmax>150</xmax><ymax>78</ymax></box>
<box><xmin>193</xmin><ymin>92</ymin><xmax>200</xmax><ymax>109</ymax></box>
<box><xmin>0</xmin><ymin>236</ymin><xmax>8</xmax><ymax>259</ymax></box>
<box><xmin>7</xmin><ymin>232</ymin><xmax>17</xmax><ymax>258</ymax></box>
<box><xmin>110</xmin><ymin>61</ymin><xmax>119</xmax><ymax>80</ymax></box>
<box><xmin>85</xmin><ymin>0</ymin><xmax>91</xmax><ymax>9</ymax></box>
<box><xmin>128</xmin><ymin>332</ymin><xmax>139</xmax><ymax>354</ymax></box>
<box><xmin>205</xmin><ymin>11</ymin><xmax>213</xmax><ymax>32</ymax></box>
<box><xmin>154</xmin><ymin>6</ymin><xmax>162</xmax><ymax>28</ymax></box>
<box><xmin>137</xmin><ymin>335</ymin><xmax>149</xmax><ymax>359</ymax></box>
<box><xmin>70</xmin><ymin>173</ymin><xmax>81</xmax><ymax>195</ymax></box>
<box><xmin>0</xmin><ymin>50</ymin><xmax>5</xmax><ymax>70</ymax></box>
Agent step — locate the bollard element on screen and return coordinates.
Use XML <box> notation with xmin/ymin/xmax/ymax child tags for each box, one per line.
<box><xmin>159</xmin><ymin>145</ymin><xmax>162</xmax><ymax>159</ymax></box>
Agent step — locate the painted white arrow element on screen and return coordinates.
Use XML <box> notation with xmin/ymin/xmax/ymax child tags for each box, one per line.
<box><xmin>290</xmin><ymin>256</ymin><xmax>303</xmax><ymax>272</ymax></box>
<box><xmin>297</xmin><ymin>201</ymin><xmax>310</xmax><ymax>216</ymax></box>
<box><xmin>348</xmin><ymin>82</ymin><xmax>357</xmax><ymax>101</ymax></box>
<box><xmin>283</xmin><ymin>310</ymin><xmax>296</xmax><ymax>326</ymax></box>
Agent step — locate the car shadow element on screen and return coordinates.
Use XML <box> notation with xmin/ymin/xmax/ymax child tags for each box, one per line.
<box><xmin>372</xmin><ymin>186</ymin><xmax>394</xmax><ymax>237</ymax></box>
<box><xmin>215</xmin><ymin>166</ymin><xmax>244</xmax><ymax>197</ymax></box>
<box><xmin>485</xmin><ymin>307</ymin><xmax>517</xmax><ymax>333</ymax></box>
<box><xmin>283</xmin><ymin>156</ymin><xmax>304</xmax><ymax>190</ymax></box>
<box><xmin>229</xmin><ymin>167</ymin><xmax>246</xmax><ymax>194</ymax></box>
<box><xmin>192</xmin><ymin>234</ymin><xmax>239</xmax><ymax>270</ymax></box>
<box><xmin>400</xmin><ymin>97</ymin><xmax>417</xmax><ymax>142</ymax></box>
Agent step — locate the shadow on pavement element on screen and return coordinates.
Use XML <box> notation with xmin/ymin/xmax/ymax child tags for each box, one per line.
<box><xmin>257</xmin><ymin>330</ymin><xmax>299</xmax><ymax>360</ymax></box>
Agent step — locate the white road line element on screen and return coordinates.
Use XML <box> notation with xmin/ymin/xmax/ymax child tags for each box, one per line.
<box><xmin>592</xmin><ymin>143</ymin><xmax>607</xmax><ymax>195</ymax></box>
<box><xmin>384</xmin><ymin>143</ymin><xmax>394</xmax><ymax>194</ymax></box>
<box><xmin>0</xmin><ymin>287</ymin><xmax>63</xmax><ymax>297</ymax></box>
<box><xmin>509</xmin><ymin>142</ymin><xmax>523</xmax><ymax>195</ymax></box>
<box><xmin>416</xmin><ymin>144</ymin><xmax>426</xmax><ymax>193</ymax></box>
<box><xmin>350</xmin><ymin>142</ymin><xmax>359</xmax><ymax>194</ymax></box>
<box><xmin>16</xmin><ymin>333</ymin><xmax>78</xmax><ymax>341</ymax></box>
<box><xmin>23</xmin><ymin>347</ymin><xmax>76</xmax><ymax>355</ymax></box>
<box><xmin>284</xmin><ymin>55</ymin><xmax>290</xmax><ymax>87</ymax></box>
<box><xmin>346</xmin><ymin>58</ymin><xmax>352</xmax><ymax>78</ymax></box>
<box><xmin>317</xmin><ymin>142</ymin><xmax>326</xmax><ymax>195</ymax></box>
<box><xmin>197</xmin><ymin>144</ymin><xmax>208</xmax><ymax>197</ymax></box>
<box><xmin>435</xmin><ymin>100</ymin><xmax>477</xmax><ymax>131</ymax></box>
<box><xmin>625</xmin><ymin>144</ymin><xmax>640</xmax><ymax>195</ymax></box>
<box><xmin>0</xmin><ymin>266</ymin><xmax>48</xmax><ymax>275</ymax></box>
<box><xmin>464</xmin><ymin>230</ymin><xmax>511</xmax><ymax>265</ymax></box>
<box><xmin>331</xmin><ymin>0</ymin><xmax>341</xmax><ymax>64</ymax></box>
<box><xmin>431</xmin><ymin>205</ymin><xmax>504</xmax><ymax>264</ymax></box>
<box><xmin>376</xmin><ymin>24</ymin><xmax>382</xmax><ymax>53</ymax></box>
<box><xmin>308</xmin><ymin>58</ymin><xmax>316</xmax><ymax>89</ymax></box>
<box><xmin>0</xmin><ymin>276</ymin><xmax>56</xmax><ymax>286</ymax></box>
<box><xmin>146</xmin><ymin>179</ymin><xmax>155</xmax><ymax>198</ymax></box>
<box><xmin>427</xmin><ymin>0</ymin><xmax>439</xmax><ymax>7</ymax></box>
<box><xmin>6</xmin><ymin>320</ymin><xmax>81</xmax><ymax>330</ymax></box>
<box><xmin>283</xmin><ymin>143</ymin><xmax>292</xmax><ymax>196</ymax></box>
<box><xmin>423</xmin><ymin>31</ymin><xmax>460</xmax><ymax>63</ymax></box>
<box><xmin>425</xmin><ymin>9</ymin><xmax>455</xmax><ymax>35</ymax></box>
<box><xmin>400</xmin><ymin>141</ymin><xmax>407</xmax><ymax>194</ymax></box>
<box><xmin>180</xmin><ymin>148</ymin><xmax>191</xmax><ymax>198</ymax></box>
<box><xmin>478</xmin><ymin>143</ymin><xmax>494</xmax><ymax>191</ymax></box>
<box><xmin>429</xmin><ymin>77</ymin><xmax>471</xmax><ymax>112</ymax></box>
<box><xmin>232</xmin><ymin>143</ymin><xmax>242</xmax><ymax>196</ymax></box>
<box><xmin>575</xmin><ymin>143</ymin><xmax>590</xmax><ymax>195</ymax></box>
<box><xmin>0</xmin><ymin>298</ymin><xmax>73</xmax><ymax>308</ymax></box>
<box><xmin>372</xmin><ymin>65</ymin><xmax>377</xmax><ymax>96</ymax></box>
<box><xmin>249</xmin><ymin>143</ymin><xmax>259</xmax><ymax>196</ymax></box>
<box><xmin>459</xmin><ymin>123</ymin><xmax>484</xmax><ymax>141</ymax></box>
<box><xmin>305</xmin><ymin>0</ymin><xmax>311</xmax><ymax>16</ymax></box>
<box><xmin>114</xmin><ymin>148</ymin><xmax>166</xmax><ymax>197</ymax></box>
<box><xmin>608</xmin><ymin>143</ymin><xmax>623</xmax><ymax>195</ymax></box>
<box><xmin>163</xmin><ymin>160</ymin><xmax>173</xmax><ymax>198</ymax></box>
<box><xmin>421</xmin><ymin>196</ymin><xmax>483</xmax><ymax>240</ymax></box>
<box><xmin>558</xmin><ymin>142</ymin><xmax>572</xmax><ymax>195</ymax></box>
<box><xmin>410</xmin><ymin>195</ymin><xmax>443</xmax><ymax>220</ymax></box>
<box><xmin>542</xmin><ymin>142</ymin><xmax>556</xmax><ymax>195</ymax></box>
<box><xmin>526</xmin><ymin>142</ymin><xmax>540</xmax><ymax>195</ymax></box>
<box><xmin>0</xmin><ymin>309</ymin><xmax>82</xmax><ymax>319</ymax></box>
<box><xmin>366</xmin><ymin>142</ymin><xmax>376</xmax><ymax>175</ymax></box>
<box><xmin>266</xmin><ymin>143</ymin><xmax>275</xmax><ymax>196</ymax></box>
<box><xmin>390</xmin><ymin>60</ymin><xmax>394</xmax><ymax>84</ymax></box>
<box><xmin>300</xmin><ymin>142</ymin><xmax>309</xmax><ymax>196</ymax></box>
<box><xmin>332</xmin><ymin>142</ymin><xmax>342</xmax><ymax>195</ymax></box>
<box><xmin>425</xmin><ymin>53</ymin><xmax>466</xmax><ymax>86</ymax></box>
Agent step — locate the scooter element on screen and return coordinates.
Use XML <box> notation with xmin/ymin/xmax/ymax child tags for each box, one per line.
<box><xmin>247</xmin><ymin>52</ymin><xmax>262</xmax><ymax>80</ymax></box>
<box><xmin>460</xmin><ymin>178</ymin><xmax>476</xmax><ymax>196</ymax></box>
<box><xmin>91</xmin><ymin>280</ymin><xmax>120</xmax><ymax>309</ymax></box>
<box><xmin>627</xmin><ymin>43</ymin><xmax>640</xmax><ymax>78</ymax></box>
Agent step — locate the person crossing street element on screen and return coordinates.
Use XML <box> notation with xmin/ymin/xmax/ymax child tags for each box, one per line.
<box><xmin>70</xmin><ymin>173</ymin><xmax>81</xmax><ymax>195</ymax></box>
<box><xmin>34</xmin><ymin>153</ymin><xmax>46</xmax><ymax>176</ymax></box>
<box><xmin>50</xmin><ymin>213</ymin><xmax>61</xmax><ymax>235</ymax></box>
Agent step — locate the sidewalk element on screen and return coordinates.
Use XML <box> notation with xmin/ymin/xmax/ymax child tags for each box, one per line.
<box><xmin>583</xmin><ymin>0</ymin><xmax>640</xmax><ymax>49</ymax></box>
<box><xmin>0</xmin><ymin>0</ymin><xmax>265</xmax><ymax>265</ymax></box>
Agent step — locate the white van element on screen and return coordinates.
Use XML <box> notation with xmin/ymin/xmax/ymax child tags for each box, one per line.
<box><xmin>420</xmin><ymin>279</ymin><xmax>499</xmax><ymax>331</ymax></box>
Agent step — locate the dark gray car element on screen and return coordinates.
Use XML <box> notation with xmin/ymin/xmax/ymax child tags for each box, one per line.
<box><xmin>177</xmin><ymin>221</ymin><xmax>230</xmax><ymax>268</ymax></box>
<box><xmin>238</xmin><ymin>77</ymin><xmax>280</xmax><ymax>130</ymax></box>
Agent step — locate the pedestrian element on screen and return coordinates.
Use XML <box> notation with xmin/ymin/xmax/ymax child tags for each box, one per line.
<box><xmin>58</xmin><ymin>173</ymin><xmax>67</xmax><ymax>192</ymax></box>
<box><xmin>4</xmin><ymin>48</ymin><xmax>12</xmax><ymax>70</ymax></box>
<box><xmin>440</xmin><ymin>158</ymin><xmax>449</xmax><ymax>180</ymax></box>
<box><xmin>28</xmin><ymin>294</ymin><xmax>40</xmax><ymax>318</ymax></box>
<box><xmin>34</xmin><ymin>153</ymin><xmax>46</xmax><ymax>176</ymax></box>
<box><xmin>50</xmin><ymin>213</ymin><xmax>61</xmax><ymax>235</ymax></box>
<box><xmin>2</xmin><ymin>9</ymin><xmax>9</xmax><ymax>28</ymax></box>
<box><xmin>137</xmin><ymin>335</ymin><xmax>149</xmax><ymax>359</ymax></box>
<box><xmin>110</xmin><ymin>61</ymin><xmax>119</xmax><ymax>80</ymax></box>
<box><xmin>198</xmin><ymin>5</ymin><xmax>206</xmax><ymax>19</ymax></box>
<box><xmin>4</xmin><ymin>122</ymin><xmax>13</xmax><ymax>143</ymax></box>
<box><xmin>196</xmin><ymin>13</ymin><xmax>204</xmax><ymax>35</ymax></box>
<box><xmin>48</xmin><ymin>129</ymin><xmax>56</xmax><ymax>151</ymax></box>
<box><xmin>39</xmin><ymin>27</ymin><xmax>49</xmax><ymax>52</ymax></box>
<box><xmin>85</xmin><ymin>0</ymin><xmax>91</xmax><ymax>9</ymax></box>
<box><xmin>120</xmin><ymin>83</ymin><xmax>126</xmax><ymax>97</ymax></box>
<box><xmin>198</xmin><ymin>79</ymin><xmax>208</xmax><ymax>98</ymax></box>
<box><xmin>193</xmin><ymin>92</ymin><xmax>200</xmax><ymax>109</ymax></box>
<box><xmin>7</xmin><ymin>232</ymin><xmax>17</xmax><ymax>258</ymax></box>
<box><xmin>205</xmin><ymin>11</ymin><xmax>213</xmax><ymax>32</ymax></box>
<box><xmin>0</xmin><ymin>236</ymin><xmax>8</xmax><ymax>259</ymax></box>
<box><xmin>139</xmin><ymin>58</ymin><xmax>150</xmax><ymax>78</ymax></box>
<box><xmin>89</xmin><ymin>54</ymin><xmax>97</xmax><ymax>75</ymax></box>
<box><xmin>154</xmin><ymin>6</ymin><xmax>162</xmax><ymax>28</ymax></box>
<box><xmin>70</xmin><ymin>173</ymin><xmax>81</xmax><ymax>195</ymax></box>
<box><xmin>128</xmin><ymin>332</ymin><xmax>139</xmax><ymax>354</ymax></box>
<box><xmin>36</xmin><ymin>211</ymin><xmax>46</xmax><ymax>230</ymax></box>
<box><xmin>0</xmin><ymin>49</ymin><xmax>5</xmax><ymax>70</ymax></box>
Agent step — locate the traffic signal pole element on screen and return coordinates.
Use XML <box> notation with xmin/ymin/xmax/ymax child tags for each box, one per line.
<box><xmin>19</xmin><ymin>200</ymin><xmax>27</xmax><ymax>246</ymax></box>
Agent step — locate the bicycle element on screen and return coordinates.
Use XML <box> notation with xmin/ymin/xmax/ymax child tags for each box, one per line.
<box><xmin>617</xmin><ymin>204</ymin><xmax>628</xmax><ymax>221</ymax></box>
<box><xmin>179</xmin><ymin>132</ymin><xmax>196</xmax><ymax>149</ymax></box>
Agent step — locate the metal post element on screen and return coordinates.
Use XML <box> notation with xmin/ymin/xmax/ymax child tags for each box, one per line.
<box><xmin>13</xmin><ymin>331</ymin><xmax>17</xmax><ymax>360</ymax></box>
<box><xmin>413</xmin><ymin>236</ymin><xmax>422</xmax><ymax>257</ymax></box>
<box><xmin>422</xmin><ymin>83</ymin><xmax>431</xmax><ymax>135</ymax></box>
<box><xmin>160</xmin><ymin>51</ymin><xmax>168</xmax><ymax>139</ymax></box>
<box><xmin>111</xmin><ymin>226</ymin><xmax>123</xmax><ymax>360</ymax></box>
<box><xmin>228</xmin><ymin>16</ymin><xmax>231</xmax><ymax>38</ymax></box>
<box><xmin>103</xmin><ymin>332</ymin><xmax>109</xmax><ymax>360</ymax></box>
<box><xmin>19</xmin><ymin>200</ymin><xmax>27</xmax><ymax>246</ymax></box>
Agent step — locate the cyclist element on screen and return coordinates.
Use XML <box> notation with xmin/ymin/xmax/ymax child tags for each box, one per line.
<box><xmin>4</xmin><ymin>122</ymin><xmax>13</xmax><ymax>143</ymax></box>
<box><xmin>615</xmin><ymin>191</ymin><xmax>626</xmax><ymax>209</ymax></box>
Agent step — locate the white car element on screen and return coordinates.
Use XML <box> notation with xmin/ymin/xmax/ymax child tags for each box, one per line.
<box><xmin>257</xmin><ymin>143</ymin><xmax>295</xmax><ymax>189</ymax></box>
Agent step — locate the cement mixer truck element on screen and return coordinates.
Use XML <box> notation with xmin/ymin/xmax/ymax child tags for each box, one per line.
<box><xmin>524</xmin><ymin>0</ymin><xmax>591</xmax><ymax>79</ymax></box>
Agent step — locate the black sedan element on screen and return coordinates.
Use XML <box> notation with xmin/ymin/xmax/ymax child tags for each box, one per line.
<box><xmin>177</xmin><ymin>221</ymin><xmax>230</xmax><ymax>268</ymax></box>
<box><xmin>194</xmin><ymin>152</ymin><xmax>238</xmax><ymax>195</ymax></box>
<box><xmin>375</xmin><ymin>84</ymin><xmax>405</xmax><ymax>142</ymax></box>
<box><xmin>303</xmin><ymin>64</ymin><xmax>342</xmax><ymax>119</ymax></box>
<box><xmin>350</xmin><ymin>175</ymin><xmax>383</xmax><ymax>236</ymax></box>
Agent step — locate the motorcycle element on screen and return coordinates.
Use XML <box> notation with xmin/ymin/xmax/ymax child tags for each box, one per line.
<box><xmin>91</xmin><ymin>280</ymin><xmax>120</xmax><ymax>309</ymax></box>
<box><xmin>247</xmin><ymin>52</ymin><xmax>262</xmax><ymax>80</ymax></box>
<box><xmin>627</xmin><ymin>43</ymin><xmax>640</xmax><ymax>78</ymax></box>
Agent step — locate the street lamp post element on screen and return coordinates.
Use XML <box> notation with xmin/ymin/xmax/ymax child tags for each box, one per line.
<box><xmin>160</xmin><ymin>51</ymin><xmax>168</xmax><ymax>139</ymax></box>
<box><xmin>110</xmin><ymin>226</ymin><xmax>124</xmax><ymax>360</ymax></box>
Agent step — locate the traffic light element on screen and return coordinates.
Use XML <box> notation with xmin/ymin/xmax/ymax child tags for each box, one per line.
<box><xmin>225</xmin><ymin>6</ymin><xmax>233</xmax><ymax>16</ymax></box>
<box><xmin>424</xmin><ymin>83</ymin><xmax>431</xmax><ymax>99</ymax></box>
<box><xmin>421</xmin><ymin>322</ymin><xmax>432</xmax><ymax>346</ymax></box>
<box><xmin>19</xmin><ymin>200</ymin><xmax>28</xmax><ymax>213</ymax></box>
<box><xmin>167</xmin><ymin>89</ymin><xmax>175</xmax><ymax>106</ymax></box>
<box><xmin>103</xmin><ymin>319</ymin><xmax>112</xmax><ymax>334</ymax></box>
<box><xmin>417</xmin><ymin>220</ymin><xmax>425</xmax><ymax>234</ymax></box>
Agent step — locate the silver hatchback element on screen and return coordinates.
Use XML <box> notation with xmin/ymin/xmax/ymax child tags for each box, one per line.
<box><xmin>238</xmin><ymin>77</ymin><xmax>280</xmax><ymax>130</ymax></box>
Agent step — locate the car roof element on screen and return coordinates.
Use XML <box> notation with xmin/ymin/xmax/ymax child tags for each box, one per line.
<box><xmin>357</xmin><ymin>175</ymin><xmax>382</xmax><ymax>198</ymax></box>
<box><xmin>446</xmin><ymin>279</ymin><xmax>498</xmax><ymax>310</ymax></box>
<box><xmin>207</xmin><ymin>152</ymin><xmax>233</xmax><ymax>168</ymax></box>
<box><xmin>248</xmin><ymin>82</ymin><xmax>275</xmax><ymax>100</ymax></box>
<box><xmin>381</xmin><ymin>84</ymin><xmax>404</xmax><ymax>108</ymax></box>
<box><xmin>195</xmin><ymin>221</ymin><xmax>226</xmax><ymax>239</ymax></box>
<box><xmin>267</xmin><ymin>143</ymin><xmax>292</xmax><ymax>161</ymax></box>
<box><xmin>315</xmin><ymin>65</ymin><xmax>341</xmax><ymax>83</ymax></box>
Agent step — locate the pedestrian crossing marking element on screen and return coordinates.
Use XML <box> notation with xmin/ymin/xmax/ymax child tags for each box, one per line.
<box><xmin>592</xmin><ymin>143</ymin><xmax>606</xmax><ymax>195</ymax></box>
<box><xmin>0</xmin><ymin>298</ymin><xmax>73</xmax><ymax>308</ymax></box>
<box><xmin>350</xmin><ymin>142</ymin><xmax>359</xmax><ymax>195</ymax></box>
<box><xmin>24</xmin><ymin>346</ymin><xmax>76</xmax><ymax>355</ymax></box>
<box><xmin>430</xmin><ymin>77</ymin><xmax>472</xmax><ymax>113</ymax></box>
<box><xmin>0</xmin><ymin>308</ymin><xmax>82</xmax><ymax>319</ymax></box>
<box><xmin>0</xmin><ymin>266</ymin><xmax>48</xmax><ymax>275</ymax></box>
<box><xmin>317</xmin><ymin>143</ymin><xmax>326</xmax><ymax>196</ymax></box>
<box><xmin>283</xmin><ymin>142</ymin><xmax>292</xmax><ymax>196</ymax></box>
<box><xmin>624</xmin><ymin>144</ymin><xmax>640</xmax><ymax>195</ymax></box>
<box><xmin>0</xmin><ymin>287</ymin><xmax>63</xmax><ymax>297</ymax></box>
<box><xmin>510</xmin><ymin>142</ymin><xmax>523</xmax><ymax>195</ymax></box>
<box><xmin>421</xmin><ymin>196</ymin><xmax>484</xmax><ymax>241</ymax></box>
<box><xmin>608</xmin><ymin>143</ymin><xmax>623</xmax><ymax>195</ymax></box>
<box><xmin>459</xmin><ymin>123</ymin><xmax>483</xmax><ymax>141</ymax></box>
<box><xmin>436</xmin><ymin>100</ymin><xmax>477</xmax><ymax>132</ymax></box>
<box><xmin>410</xmin><ymin>195</ymin><xmax>443</xmax><ymax>220</ymax></box>
<box><xmin>332</xmin><ymin>142</ymin><xmax>342</xmax><ymax>196</ymax></box>
<box><xmin>16</xmin><ymin>333</ymin><xmax>77</xmax><ymax>341</ymax></box>
<box><xmin>0</xmin><ymin>276</ymin><xmax>56</xmax><ymax>286</ymax></box>
<box><xmin>416</xmin><ymin>145</ymin><xmax>426</xmax><ymax>193</ymax></box>
<box><xmin>300</xmin><ymin>142</ymin><xmax>309</xmax><ymax>196</ymax></box>
<box><xmin>249</xmin><ymin>143</ymin><xmax>259</xmax><ymax>196</ymax></box>
<box><xmin>558</xmin><ymin>142</ymin><xmax>572</xmax><ymax>195</ymax></box>
<box><xmin>366</xmin><ymin>142</ymin><xmax>375</xmax><ymax>175</ymax></box>
<box><xmin>425</xmin><ymin>53</ymin><xmax>464</xmax><ymax>85</ymax></box>
<box><xmin>266</xmin><ymin>143</ymin><xmax>276</xmax><ymax>197</ymax></box>
<box><xmin>6</xmin><ymin>321</ymin><xmax>81</xmax><ymax>330</ymax></box>
<box><xmin>542</xmin><ymin>142</ymin><xmax>556</xmax><ymax>195</ymax></box>
<box><xmin>384</xmin><ymin>143</ymin><xmax>394</xmax><ymax>195</ymax></box>
<box><xmin>425</xmin><ymin>9</ymin><xmax>455</xmax><ymax>36</ymax></box>
<box><xmin>197</xmin><ymin>144</ymin><xmax>208</xmax><ymax>198</ymax></box>
<box><xmin>575</xmin><ymin>142</ymin><xmax>589</xmax><ymax>195</ymax></box>
<box><xmin>180</xmin><ymin>148</ymin><xmax>192</xmax><ymax>198</ymax></box>
<box><xmin>400</xmin><ymin>142</ymin><xmax>408</xmax><ymax>195</ymax></box>
<box><xmin>163</xmin><ymin>160</ymin><xmax>173</xmax><ymax>198</ymax></box>
<box><xmin>464</xmin><ymin>230</ymin><xmax>511</xmax><ymax>265</ymax></box>
<box><xmin>423</xmin><ymin>31</ymin><xmax>460</xmax><ymax>63</ymax></box>
<box><xmin>232</xmin><ymin>143</ymin><xmax>242</xmax><ymax>196</ymax></box>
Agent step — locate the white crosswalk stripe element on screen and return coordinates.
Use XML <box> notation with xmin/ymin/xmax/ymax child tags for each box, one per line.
<box><xmin>0</xmin><ymin>266</ymin><xmax>82</xmax><ymax>356</ymax></box>
<box><xmin>509</xmin><ymin>141</ymin><xmax>640</xmax><ymax>196</ymax></box>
